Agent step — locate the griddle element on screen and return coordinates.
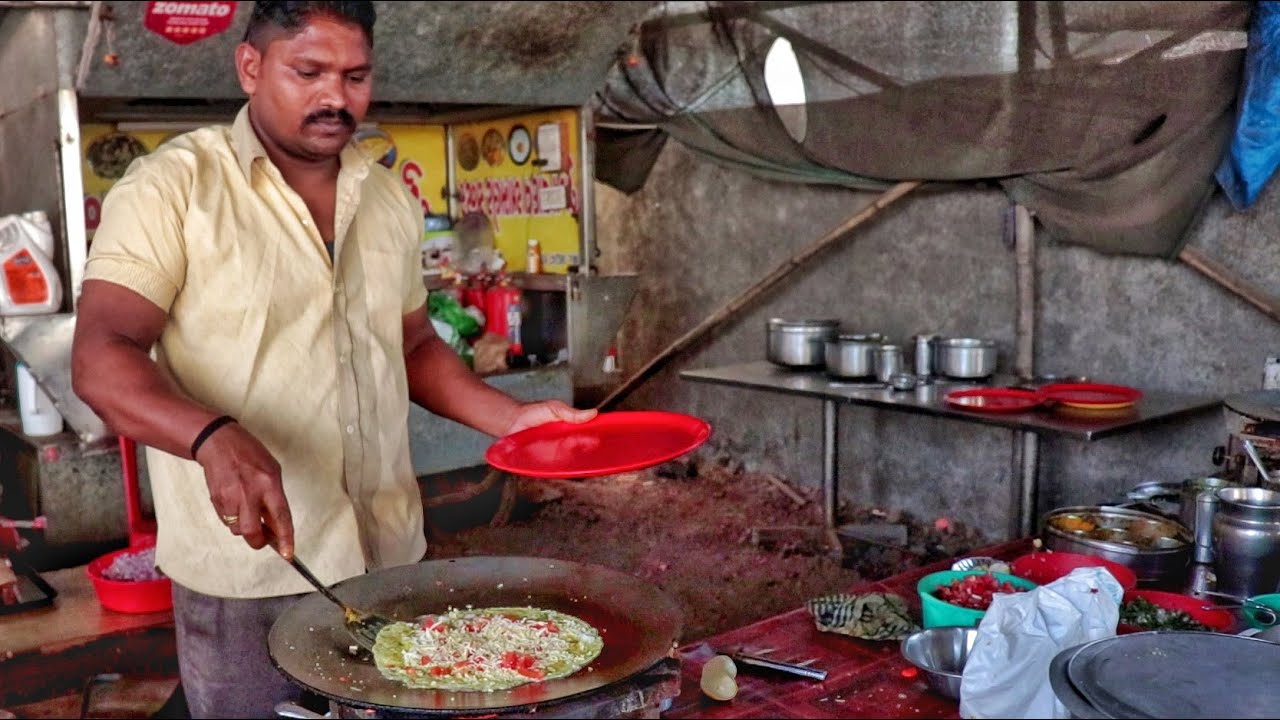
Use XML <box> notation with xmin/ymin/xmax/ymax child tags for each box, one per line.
<box><xmin>268</xmin><ymin>556</ymin><xmax>683</xmax><ymax>715</ymax></box>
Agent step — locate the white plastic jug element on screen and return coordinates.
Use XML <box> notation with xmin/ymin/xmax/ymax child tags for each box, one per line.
<box><xmin>0</xmin><ymin>213</ymin><xmax>62</xmax><ymax>316</ymax></box>
<box><xmin>16</xmin><ymin>362</ymin><xmax>63</xmax><ymax>437</ymax></box>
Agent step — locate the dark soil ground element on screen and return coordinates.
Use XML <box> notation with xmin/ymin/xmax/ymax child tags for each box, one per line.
<box><xmin>422</xmin><ymin>458</ymin><xmax>994</xmax><ymax>642</ymax></box>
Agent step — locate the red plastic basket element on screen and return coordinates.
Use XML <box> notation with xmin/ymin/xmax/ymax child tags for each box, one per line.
<box><xmin>1009</xmin><ymin>551</ymin><xmax>1138</xmax><ymax>592</ymax></box>
<box><xmin>1118</xmin><ymin>589</ymin><xmax>1235</xmax><ymax>634</ymax></box>
<box><xmin>86</xmin><ymin>545</ymin><xmax>172</xmax><ymax>614</ymax></box>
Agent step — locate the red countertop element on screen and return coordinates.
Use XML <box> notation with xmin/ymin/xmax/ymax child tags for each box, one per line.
<box><xmin>663</xmin><ymin>539</ymin><xmax>1033</xmax><ymax>719</ymax></box>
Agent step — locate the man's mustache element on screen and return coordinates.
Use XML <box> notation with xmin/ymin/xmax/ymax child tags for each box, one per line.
<box><xmin>304</xmin><ymin>108</ymin><xmax>356</xmax><ymax>129</ymax></box>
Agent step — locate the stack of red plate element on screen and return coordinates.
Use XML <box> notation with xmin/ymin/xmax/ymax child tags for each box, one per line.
<box><xmin>944</xmin><ymin>383</ymin><xmax>1143</xmax><ymax>413</ymax></box>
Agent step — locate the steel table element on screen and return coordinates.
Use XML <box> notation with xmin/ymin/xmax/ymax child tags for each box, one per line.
<box><xmin>681</xmin><ymin>361</ymin><xmax>1222</xmax><ymax>538</ymax></box>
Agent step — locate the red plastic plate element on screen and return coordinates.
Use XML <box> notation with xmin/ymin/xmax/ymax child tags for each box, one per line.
<box><xmin>484</xmin><ymin>411</ymin><xmax>712</xmax><ymax>479</ymax></box>
<box><xmin>944</xmin><ymin>388</ymin><xmax>1043</xmax><ymax>412</ymax></box>
<box><xmin>1040</xmin><ymin>382</ymin><xmax>1143</xmax><ymax>410</ymax></box>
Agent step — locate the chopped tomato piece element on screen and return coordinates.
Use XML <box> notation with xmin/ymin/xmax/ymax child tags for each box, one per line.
<box><xmin>418</xmin><ymin>655</ymin><xmax>433</xmax><ymax>665</ymax></box>
<box><xmin>500</xmin><ymin>652</ymin><xmax>538</xmax><ymax>670</ymax></box>
<box><xmin>420</xmin><ymin>616</ymin><xmax>445</xmax><ymax>632</ymax></box>
<box><xmin>516</xmin><ymin>667</ymin><xmax>545</xmax><ymax>680</ymax></box>
<box><xmin>429</xmin><ymin>665</ymin><xmax>452</xmax><ymax>676</ymax></box>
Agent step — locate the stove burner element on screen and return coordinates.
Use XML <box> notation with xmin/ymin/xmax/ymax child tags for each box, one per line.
<box><xmin>276</xmin><ymin>658</ymin><xmax>680</xmax><ymax>719</ymax></box>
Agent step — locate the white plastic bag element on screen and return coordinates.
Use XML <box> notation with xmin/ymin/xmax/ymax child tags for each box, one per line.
<box><xmin>959</xmin><ymin>567</ymin><xmax>1123</xmax><ymax>719</ymax></box>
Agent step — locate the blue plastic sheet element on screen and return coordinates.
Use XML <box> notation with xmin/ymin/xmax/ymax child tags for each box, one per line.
<box><xmin>1218</xmin><ymin>2</ymin><xmax>1280</xmax><ymax>210</ymax></box>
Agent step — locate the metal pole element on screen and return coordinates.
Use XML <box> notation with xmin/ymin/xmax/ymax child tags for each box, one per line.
<box><xmin>578</xmin><ymin>106</ymin><xmax>595</xmax><ymax>275</ymax></box>
<box><xmin>1019</xmin><ymin>431</ymin><xmax>1040</xmax><ymax>537</ymax></box>
<box><xmin>1012</xmin><ymin>203</ymin><xmax>1038</xmax><ymax>537</ymax></box>
<box><xmin>823</xmin><ymin>399</ymin><xmax>838</xmax><ymax>529</ymax></box>
<box><xmin>58</xmin><ymin>89</ymin><xmax>87</xmax><ymax>310</ymax></box>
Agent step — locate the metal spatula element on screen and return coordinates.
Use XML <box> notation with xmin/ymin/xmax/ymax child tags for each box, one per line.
<box><xmin>281</xmin><ymin>553</ymin><xmax>392</xmax><ymax>652</ymax></box>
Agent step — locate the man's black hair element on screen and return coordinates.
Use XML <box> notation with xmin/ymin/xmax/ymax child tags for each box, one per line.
<box><xmin>243</xmin><ymin>1</ymin><xmax>376</xmax><ymax>48</ymax></box>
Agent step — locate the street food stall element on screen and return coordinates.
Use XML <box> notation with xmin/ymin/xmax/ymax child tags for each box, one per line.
<box><xmin>7</xmin><ymin>1</ymin><xmax>1280</xmax><ymax>718</ymax></box>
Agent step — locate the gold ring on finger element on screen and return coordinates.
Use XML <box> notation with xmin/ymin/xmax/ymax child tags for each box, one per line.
<box><xmin>221</xmin><ymin>514</ymin><xmax>240</xmax><ymax>526</ymax></box>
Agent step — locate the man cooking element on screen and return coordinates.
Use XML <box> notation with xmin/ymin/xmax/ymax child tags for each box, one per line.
<box><xmin>69</xmin><ymin>2</ymin><xmax>595</xmax><ymax>717</ymax></box>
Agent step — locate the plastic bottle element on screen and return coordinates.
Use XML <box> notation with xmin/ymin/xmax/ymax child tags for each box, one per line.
<box><xmin>16</xmin><ymin>361</ymin><xmax>63</xmax><ymax>437</ymax></box>
<box><xmin>0</xmin><ymin>213</ymin><xmax>62</xmax><ymax>315</ymax></box>
<box><xmin>526</xmin><ymin>238</ymin><xmax>543</xmax><ymax>273</ymax></box>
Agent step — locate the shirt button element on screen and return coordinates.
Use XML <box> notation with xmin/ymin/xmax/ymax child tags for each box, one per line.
<box><xmin>339</xmin><ymin>354</ymin><xmax>348</xmax><ymax>364</ymax></box>
<box><xmin>334</xmin><ymin>284</ymin><xmax>343</xmax><ymax>294</ymax></box>
<box><xmin>345</xmin><ymin>425</ymin><xmax>355</xmax><ymax>435</ymax></box>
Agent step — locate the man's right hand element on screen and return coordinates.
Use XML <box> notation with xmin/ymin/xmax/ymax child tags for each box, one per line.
<box><xmin>195</xmin><ymin>422</ymin><xmax>295</xmax><ymax>560</ymax></box>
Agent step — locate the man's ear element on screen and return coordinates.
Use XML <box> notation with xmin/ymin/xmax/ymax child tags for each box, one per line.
<box><xmin>235</xmin><ymin>42</ymin><xmax>261</xmax><ymax>96</ymax></box>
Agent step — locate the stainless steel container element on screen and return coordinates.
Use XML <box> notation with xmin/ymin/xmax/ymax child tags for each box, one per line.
<box><xmin>912</xmin><ymin>334</ymin><xmax>937</xmax><ymax>378</ymax></box>
<box><xmin>935</xmin><ymin>338</ymin><xmax>997</xmax><ymax>379</ymax></box>
<box><xmin>1180</xmin><ymin>476</ymin><xmax>1234</xmax><ymax>531</ymax></box>
<box><xmin>823</xmin><ymin>334</ymin><xmax>881</xmax><ymax>378</ymax></box>
<box><xmin>766</xmin><ymin>319</ymin><xmax>839</xmax><ymax>368</ymax></box>
<box><xmin>1041</xmin><ymin>506</ymin><xmax>1192</xmax><ymax>589</ymax></box>
<box><xmin>1210</xmin><ymin>487</ymin><xmax>1280</xmax><ymax>598</ymax></box>
<box><xmin>875</xmin><ymin>344</ymin><xmax>904</xmax><ymax>383</ymax></box>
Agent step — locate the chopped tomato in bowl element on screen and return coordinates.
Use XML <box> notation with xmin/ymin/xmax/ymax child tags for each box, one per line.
<box><xmin>917</xmin><ymin>569</ymin><xmax>1038</xmax><ymax>627</ymax></box>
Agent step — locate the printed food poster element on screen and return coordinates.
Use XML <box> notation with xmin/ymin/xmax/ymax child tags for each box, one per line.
<box><xmin>81</xmin><ymin>124</ymin><xmax>176</xmax><ymax>243</ymax></box>
<box><xmin>81</xmin><ymin>122</ymin><xmax>449</xmax><ymax>249</ymax></box>
<box><xmin>452</xmin><ymin>108</ymin><xmax>581</xmax><ymax>274</ymax></box>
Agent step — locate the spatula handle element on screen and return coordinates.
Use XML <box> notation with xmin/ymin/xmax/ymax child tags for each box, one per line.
<box><xmin>282</xmin><ymin>552</ymin><xmax>353</xmax><ymax>614</ymax></box>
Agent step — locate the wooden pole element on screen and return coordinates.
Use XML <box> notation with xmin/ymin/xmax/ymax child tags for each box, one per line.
<box><xmin>1179</xmin><ymin>246</ymin><xmax>1280</xmax><ymax>324</ymax></box>
<box><xmin>598</xmin><ymin>180</ymin><xmax>923</xmax><ymax>410</ymax></box>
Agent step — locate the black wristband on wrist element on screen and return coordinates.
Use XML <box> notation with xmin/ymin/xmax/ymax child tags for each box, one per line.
<box><xmin>191</xmin><ymin>415</ymin><xmax>236</xmax><ymax>459</ymax></box>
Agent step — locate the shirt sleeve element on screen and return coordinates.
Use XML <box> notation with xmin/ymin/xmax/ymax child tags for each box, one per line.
<box><xmin>397</xmin><ymin>183</ymin><xmax>428</xmax><ymax>314</ymax></box>
<box><xmin>83</xmin><ymin>153</ymin><xmax>189</xmax><ymax>312</ymax></box>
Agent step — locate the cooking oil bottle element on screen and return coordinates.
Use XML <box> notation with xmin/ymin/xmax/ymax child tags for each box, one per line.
<box><xmin>0</xmin><ymin>212</ymin><xmax>62</xmax><ymax>315</ymax></box>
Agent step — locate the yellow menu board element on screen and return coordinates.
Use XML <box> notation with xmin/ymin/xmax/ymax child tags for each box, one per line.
<box><xmin>452</xmin><ymin>108</ymin><xmax>581</xmax><ymax>274</ymax></box>
<box><xmin>81</xmin><ymin>124</ymin><xmax>176</xmax><ymax>244</ymax></box>
<box><xmin>355</xmin><ymin>123</ymin><xmax>448</xmax><ymax>218</ymax></box>
<box><xmin>80</xmin><ymin>121</ymin><xmax>449</xmax><ymax>246</ymax></box>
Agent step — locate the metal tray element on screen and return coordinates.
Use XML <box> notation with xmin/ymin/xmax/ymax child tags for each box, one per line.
<box><xmin>0</xmin><ymin>556</ymin><xmax>57</xmax><ymax>616</ymax></box>
<box><xmin>1065</xmin><ymin>631</ymin><xmax>1280</xmax><ymax>719</ymax></box>
<box><xmin>1049</xmin><ymin>645</ymin><xmax>1111</xmax><ymax>720</ymax></box>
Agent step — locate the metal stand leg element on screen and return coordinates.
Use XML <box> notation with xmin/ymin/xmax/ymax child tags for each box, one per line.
<box><xmin>1012</xmin><ymin>430</ymin><xmax>1040</xmax><ymax>538</ymax></box>
<box><xmin>823</xmin><ymin>399</ymin><xmax>838</xmax><ymax>529</ymax></box>
<box><xmin>749</xmin><ymin>399</ymin><xmax>844</xmax><ymax>560</ymax></box>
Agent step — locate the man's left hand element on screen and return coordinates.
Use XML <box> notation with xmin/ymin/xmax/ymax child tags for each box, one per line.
<box><xmin>502</xmin><ymin>401</ymin><xmax>597</xmax><ymax>436</ymax></box>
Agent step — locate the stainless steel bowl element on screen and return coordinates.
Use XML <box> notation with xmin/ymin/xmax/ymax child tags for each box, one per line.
<box><xmin>936</xmin><ymin>338</ymin><xmax>998</xmax><ymax>379</ymax></box>
<box><xmin>766</xmin><ymin>319</ymin><xmax>839</xmax><ymax>368</ymax></box>
<box><xmin>900</xmin><ymin>626</ymin><xmax>978</xmax><ymax>700</ymax></box>
<box><xmin>1041</xmin><ymin>506</ymin><xmax>1192</xmax><ymax>590</ymax></box>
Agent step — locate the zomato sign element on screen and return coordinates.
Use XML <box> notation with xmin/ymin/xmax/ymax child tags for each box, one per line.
<box><xmin>144</xmin><ymin>1</ymin><xmax>237</xmax><ymax>45</ymax></box>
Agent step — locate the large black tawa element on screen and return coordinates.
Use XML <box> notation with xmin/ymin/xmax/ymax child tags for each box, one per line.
<box><xmin>268</xmin><ymin>556</ymin><xmax>683</xmax><ymax>715</ymax></box>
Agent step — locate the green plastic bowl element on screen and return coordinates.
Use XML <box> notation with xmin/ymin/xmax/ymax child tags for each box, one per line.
<box><xmin>1245</xmin><ymin>593</ymin><xmax>1280</xmax><ymax>630</ymax></box>
<box><xmin>917</xmin><ymin>569</ymin><xmax>1038</xmax><ymax>628</ymax></box>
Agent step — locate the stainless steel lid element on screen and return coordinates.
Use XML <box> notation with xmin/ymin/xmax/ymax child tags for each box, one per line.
<box><xmin>835</xmin><ymin>332</ymin><xmax>885</xmax><ymax>343</ymax></box>
<box><xmin>939</xmin><ymin>337</ymin><xmax>995</xmax><ymax>349</ymax></box>
<box><xmin>767</xmin><ymin>318</ymin><xmax>839</xmax><ymax>331</ymax></box>
<box><xmin>1225</xmin><ymin>390</ymin><xmax>1280</xmax><ymax>423</ymax></box>
<box><xmin>1059</xmin><ymin>631</ymin><xmax>1280</xmax><ymax>719</ymax></box>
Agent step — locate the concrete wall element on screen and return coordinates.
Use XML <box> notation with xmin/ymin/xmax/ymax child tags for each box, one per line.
<box><xmin>595</xmin><ymin>141</ymin><xmax>1280</xmax><ymax>540</ymax></box>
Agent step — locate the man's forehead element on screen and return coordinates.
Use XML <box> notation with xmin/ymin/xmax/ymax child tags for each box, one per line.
<box><xmin>257</xmin><ymin>15</ymin><xmax>372</xmax><ymax>58</ymax></box>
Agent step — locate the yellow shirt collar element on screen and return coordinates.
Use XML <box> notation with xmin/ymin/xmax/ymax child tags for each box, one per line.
<box><xmin>231</xmin><ymin>103</ymin><xmax>371</xmax><ymax>181</ymax></box>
